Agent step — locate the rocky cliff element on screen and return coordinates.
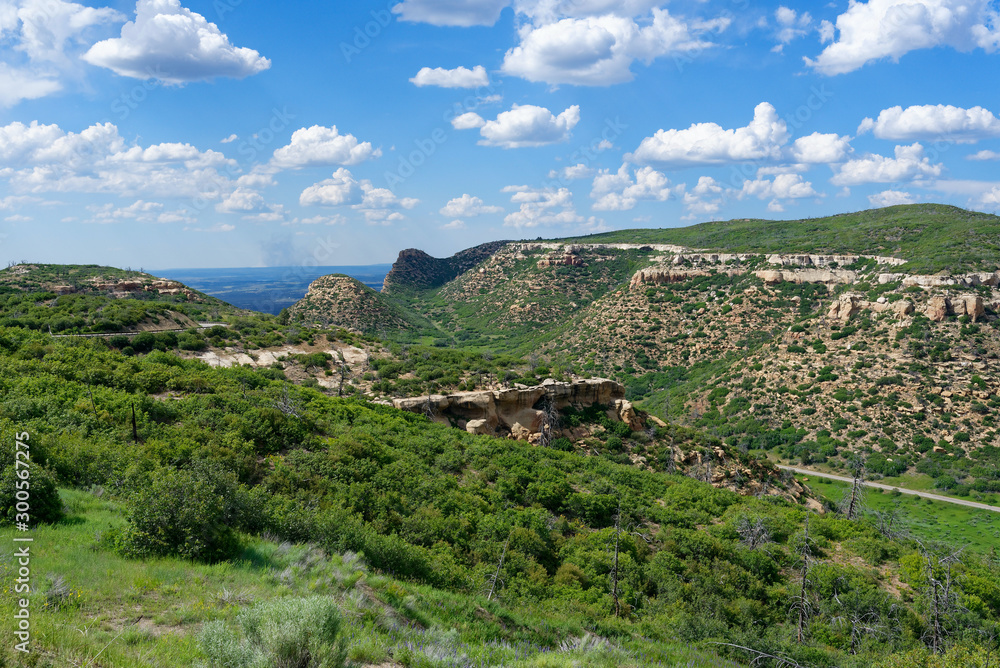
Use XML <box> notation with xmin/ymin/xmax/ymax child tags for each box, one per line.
<box><xmin>381</xmin><ymin>241</ymin><xmax>510</xmax><ymax>293</ymax></box>
<box><xmin>392</xmin><ymin>378</ymin><xmax>642</xmax><ymax>443</ymax></box>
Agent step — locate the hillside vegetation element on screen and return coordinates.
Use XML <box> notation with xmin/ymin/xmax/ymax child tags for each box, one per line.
<box><xmin>560</xmin><ymin>204</ymin><xmax>1000</xmax><ymax>274</ymax></box>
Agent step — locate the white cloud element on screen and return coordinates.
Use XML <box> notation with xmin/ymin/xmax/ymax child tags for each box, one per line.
<box><xmin>806</xmin><ymin>0</ymin><xmax>1000</xmax><ymax>75</ymax></box>
<box><xmin>270</xmin><ymin>126</ymin><xmax>380</xmax><ymax>170</ymax></box>
<box><xmin>440</xmin><ymin>193</ymin><xmax>503</xmax><ymax>217</ymax></box>
<box><xmin>299</xmin><ymin>168</ymin><xmax>363</xmax><ymax>206</ymax></box>
<box><xmin>740</xmin><ymin>173</ymin><xmax>819</xmax><ymax>200</ymax></box>
<box><xmin>441</xmin><ymin>219</ymin><xmax>466</xmax><ymax>229</ymax></box>
<box><xmin>451</xmin><ymin>112</ymin><xmax>486</xmax><ymax>130</ymax></box>
<box><xmin>0</xmin><ymin>0</ymin><xmax>123</xmax><ymax>107</ymax></box>
<box><xmin>868</xmin><ymin>190</ymin><xmax>917</xmax><ymax>207</ymax></box>
<box><xmin>473</xmin><ymin>104</ymin><xmax>580</xmax><ymax>148</ymax></box>
<box><xmin>502</xmin><ymin>10</ymin><xmax>727</xmax><ymax>85</ymax></box>
<box><xmin>83</xmin><ymin>0</ymin><xmax>270</xmax><ymax>82</ymax></box>
<box><xmin>410</xmin><ymin>65</ymin><xmax>489</xmax><ymax>88</ymax></box>
<box><xmin>857</xmin><ymin>104</ymin><xmax>1000</xmax><ymax>143</ymax></box>
<box><xmin>976</xmin><ymin>186</ymin><xmax>1000</xmax><ymax>209</ymax></box>
<box><xmin>831</xmin><ymin>143</ymin><xmax>944</xmax><ymax>186</ymax></box>
<box><xmin>590</xmin><ymin>164</ymin><xmax>674</xmax><ymax>211</ymax></box>
<box><xmin>0</xmin><ymin>64</ymin><xmax>62</xmax><ymax>108</ymax></box>
<box><xmin>300</xmin><ymin>168</ymin><xmax>419</xmax><ymax>223</ymax></box>
<box><xmin>628</xmin><ymin>102</ymin><xmax>789</xmax><ymax>166</ymax></box>
<box><xmin>968</xmin><ymin>149</ymin><xmax>1000</xmax><ymax>160</ymax></box>
<box><xmin>0</xmin><ymin>119</ymin><xmax>248</xmax><ymax>201</ymax></box>
<box><xmin>681</xmin><ymin>176</ymin><xmax>724</xmax><ymax>217</ymax></box>
<box><xmin>548</xmin><ymin>163</ymin><xmax>596</xmax><ymax>181</ymax></box>
<box><xmin>392</xmin><ymin>0</ymin><xmax>510</xmax><ymax>26</ymax></box>
<box><xmin>790</xmin><ymin>132</ymin><xmax>852</xmax><ymax>163</ymax></box>
<box><xmin>774</xmin><ymin>6</ymin><xmax>812</xmax><ymax>48</ymax></box>
<box><xmin>502</xmin><ymin>184</ymin><xmax>582</xmax><ymax>227</ymax></box>
<box><xmin>221</xmin><ymin>134</ymin><xmax>237</xmax><ymax>143</ymax></box>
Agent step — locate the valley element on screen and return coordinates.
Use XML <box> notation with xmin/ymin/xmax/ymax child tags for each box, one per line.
<box><xmin>1</xmin><ymin>203</ymin><xmax>1000</xmax><ymax>667</ymax></box>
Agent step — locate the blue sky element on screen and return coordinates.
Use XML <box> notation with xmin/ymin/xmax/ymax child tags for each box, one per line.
<box><xmin>1</xmin><ymin>0</ymin><xmax>1000</xmax><ymax>268</ymax></box>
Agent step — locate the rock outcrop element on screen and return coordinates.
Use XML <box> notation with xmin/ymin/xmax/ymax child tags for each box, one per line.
<box><xmin>382</xmin><ymin>241</ymin><xmax>510</xmax><ymax>293</ymax></box>
<box><xmin>924</xmin><ymin>294</ymin><xmax>984</xmax><ymax>322</ymax></box>
<box><xmin>755</xmin><ymin>268</ymin><xmax>857</xmax><ymax>285</ymax></box>
<box><xmin>393</xmin><ymin>378</ymin><xmax>628</xmax><ymax>443</ymax></box>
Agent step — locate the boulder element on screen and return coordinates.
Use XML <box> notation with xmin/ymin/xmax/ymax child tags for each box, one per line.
<box><xmin>925</xmin><ymin>296</ymin><xmax>949</xmax><ymax>322</ymax></box>
<box><xmin>951</xmin><ymin>294</ymin><xmax>984</xmax><ymax>321</ymax></box>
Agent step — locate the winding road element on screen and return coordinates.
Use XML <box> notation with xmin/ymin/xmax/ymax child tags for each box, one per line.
<box><xmin>778</xmin><ymin>465</ymin><xmax>1000</xmax><ymax>514</ymax></box>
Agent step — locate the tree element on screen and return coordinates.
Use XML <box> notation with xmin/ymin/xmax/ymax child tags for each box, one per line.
<box><xmin>841</xmin><ymin>453</ymin><xmax>867</xmax><ymax>520</ymax></box>
<box><xmin>790</xmin><ymin>515</ymin><xmax>815</xmax><ymax>644</ymax></box>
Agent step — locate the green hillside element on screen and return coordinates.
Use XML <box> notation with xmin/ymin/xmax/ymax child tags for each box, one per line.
<box><xmin>560</xmin><ymin>204</ymin><xmax>1000</xmax><ymax>274</ymax></box>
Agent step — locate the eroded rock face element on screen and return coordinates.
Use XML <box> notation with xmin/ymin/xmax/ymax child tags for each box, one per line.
<box><xmin>392</xmin><ymin>378</ymin><xmax>626</xmax><ymax>441</ymax></box>
<box><xmin>756</xmin><ymin>269</ymin><xmax>857</xmax><ymax>285</ymax></box>
<box><xmin>925</xmin><ymin>296</ymin><xmax>949</xmax><ymax>322</ymax></box>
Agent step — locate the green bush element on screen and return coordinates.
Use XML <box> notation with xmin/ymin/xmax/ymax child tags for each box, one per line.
<box><xmin>198</xmin><ymin>596</ymin><xmax>347</xmax><ymax>668</ymax></box>
<box><xmin>0</xmin><ymin>462</ymin><xmax>64</xmax><ymax>527</ymax></box>
<box><xmin>118</xmin><ymin>462</ymin><xmax>258</xmax><ymax>562</ymax></box>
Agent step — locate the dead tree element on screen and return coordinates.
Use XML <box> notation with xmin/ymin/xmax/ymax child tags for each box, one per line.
<box><xmin>917</xmin><ymin>541</ymin><xmax>966</xmax><ymax>654</ymax></box>
<box><xmin>841</xmin><ymin>454</ymin><xmax>867</xmax><ymax>521</ymax></box>
<box><xmin>486</xmin><ymin>537</ymin><xmax>509</xmax><ymax>601</ymax></box>
<box><xmin>872</xmin><ymin>506</ymin><xmax>907</xmax><ymax>540</ymax></box>
<box><xmin>538</xmin><ymin>397</ymin><xmax>559</xmax><ymax>448</ymax></box>
<box><xmin>610</xmin><ymin>502</ymin><xmax>623</xmax><ymax>617</ymax></box>
<box><xmin>735</xmin><ymin>516</ymin><xmax>771</xmax><ymax>551</ymax></box>
<box><xmin>790</xmin><ymin>515</ymin><xmax>815</xmax><ymax>644</ymax></box>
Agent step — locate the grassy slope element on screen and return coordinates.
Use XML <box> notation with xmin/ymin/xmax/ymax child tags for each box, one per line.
<box><xmin>558</xmin><ymin>204</ymin><xmax>1000</xmax><ymax>273</ymax></box>
<box><xmin>798</xmin><ymin>475</ymin><xmax>1000</xmax><ymax>553</ymax></box>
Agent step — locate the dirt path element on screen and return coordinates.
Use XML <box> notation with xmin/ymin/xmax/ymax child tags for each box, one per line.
<box><xmin>779</xmin><ymin>465</ymin><xmax>1000</xmax><ymax>513</ymax></box>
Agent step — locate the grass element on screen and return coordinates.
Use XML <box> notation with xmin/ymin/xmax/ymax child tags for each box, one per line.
<box><xmin>797</xmin><ymin>475</ymin><xmax>1000</xmax><ymax>553</ymax></box>
<box><xmin>557</xmin><ymin>203</ymin><xmax>1000</xmax><ymax>273</ymax></box>
<box><xmin>0</xmin><ymin>488</ymin><xmax>742</xmax><ymax>667</ymax></box>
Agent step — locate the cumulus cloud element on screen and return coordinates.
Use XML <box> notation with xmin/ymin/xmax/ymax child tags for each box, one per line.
<box><xmin>502</xmin><ymin>184</ymin><xmax>582</xmax><ymax>227</ymax></box>
<box><xmin>976</xmin><ymin>185</ymin><xmax>1000</xmax><ymax>209</ymax></box>
<box><xmin>831</xmin><ymin>143</ymin><xmax>944</xmax><ymax>186</ymax></box>
<box><xmin>502</xmin><ymin>10</ymin><xmax>727</xmax><ymax>85</ymax></box>
<box><xmin>270</xmin><ymin>126</ymin><xmax>380</xmax><ymax>170</ymax></box>
<box><xmin>806</xmin><ymin>0</ymin><xmax>1000</xmax><ymax>76</ymax></box>
<box><xmin>451</xmin><ymin>112</ymin><xmax>486</xmax><ymax>130</ymax></box>
<box><xmin>869</xmin><ymin>190</ymin><xmax>917</xmax><ymax>207</ymax></box>
<box><xmin>464</xmin><ymin>104</ymin><xmax>579</xmax><ymax>148</ymax></box>
<box><xmin>441</xmin><ymin>219</ymin><xmax>466</xmax><ymax>229</ymax></box>
<box><xmin>628</xmin><ymin>102</ymin><xmax>789</xmax><ymax>166</ymax></box>
<box><xmin>549</xmin><ymin>163</ymin><xmax>596</xmax><ymax>181</ymax></box>
<box><xmin>789</xmin><ymin>132</ymin><xmax>852</xmax><ymax>164</ymax></box>
<box><xmin>858</xmin><ymin>104</ymin><xmax>1000</xmax><ymax>143</ymax></box>
<box><xmin>681</xmin><ymin>176</ymin><xmax>724</xmax><ymax>218</ymax></box>
<box><xmin>83</xmin><ymin>0</ymin><xmax>270</xmax><ymax>82</ymax></box>
<box><xmin>392</xmin><ymin>0</ymin><xmax>510</xmax><ymax>26</ymax></box>
<box><xmin>0</xmin><ymin>119</ymin><xmax>249</xmax><ymax>201</ymax></box>
<box><xmin>410</xmin><ymin>65</ymin><xmax>489</xmax><ymax>88</ymax></box>
<box><xmin>740</xmin><ymin>173</ymin><xmax>819</xmax><ymax>200</ymax></box>
<box><xmin>300</xmin><ymin>168</ymin><xmax>419</xmax><ymax>223</ymax></box>
<box><xmin>299</xmin><ymin>168</ymin><xmax>363</xmax><ymax>206</ymax></box>
<box><xmin>440</xmin><ymin>193</ymin><xmax>503</xmax><ymax>217</ymax></box>
<box><xmin>590</xmin><ymin>164</ymin><xmax>675</xmax><ymax>211</ymax></box>
<box><xmin>968</xmin><ymin>149</ymin><xmax>1000</xmax><ymax>160</ymax></box>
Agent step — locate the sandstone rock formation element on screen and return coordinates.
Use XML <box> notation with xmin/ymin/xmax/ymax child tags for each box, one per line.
<box><xmin>393</xmin><ymin>378</ymin><xmax>629</xmax><ymax>442</ymax></box>
<box><xmin>755</xmin><ymin>268</ymin><xmax>857</xmax><ymax>285</ymax></box>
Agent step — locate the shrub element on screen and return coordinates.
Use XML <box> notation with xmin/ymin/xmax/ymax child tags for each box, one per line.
<box><xmin>198</xmin><ymin>596</ymin><xmax>347</xmax><ymax>668</ymax></box>
<box><xmin>118</xmin><ymin>462</ymin><xmax>258</xmax><ymax>562</ymax></box>
<box><xmin>0</xmin><ymin>461</ymin><xmax>64</xmax><ymax>527</ymax></box>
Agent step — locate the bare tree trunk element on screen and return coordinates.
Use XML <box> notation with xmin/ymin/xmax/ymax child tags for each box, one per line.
<box><xmin>793</xmin><ymin>515</ymin><xmax>813</xmax><ymax>644</ymax></box>
<box><xmin>487</xmin><ymin>538</ymin><xmax>509</xmax><ymax>601</ymax></box>
<box><xmin>611</xmin><ymin>502</ymin><xmax>622</xmax><ymax>617</ymax></box>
